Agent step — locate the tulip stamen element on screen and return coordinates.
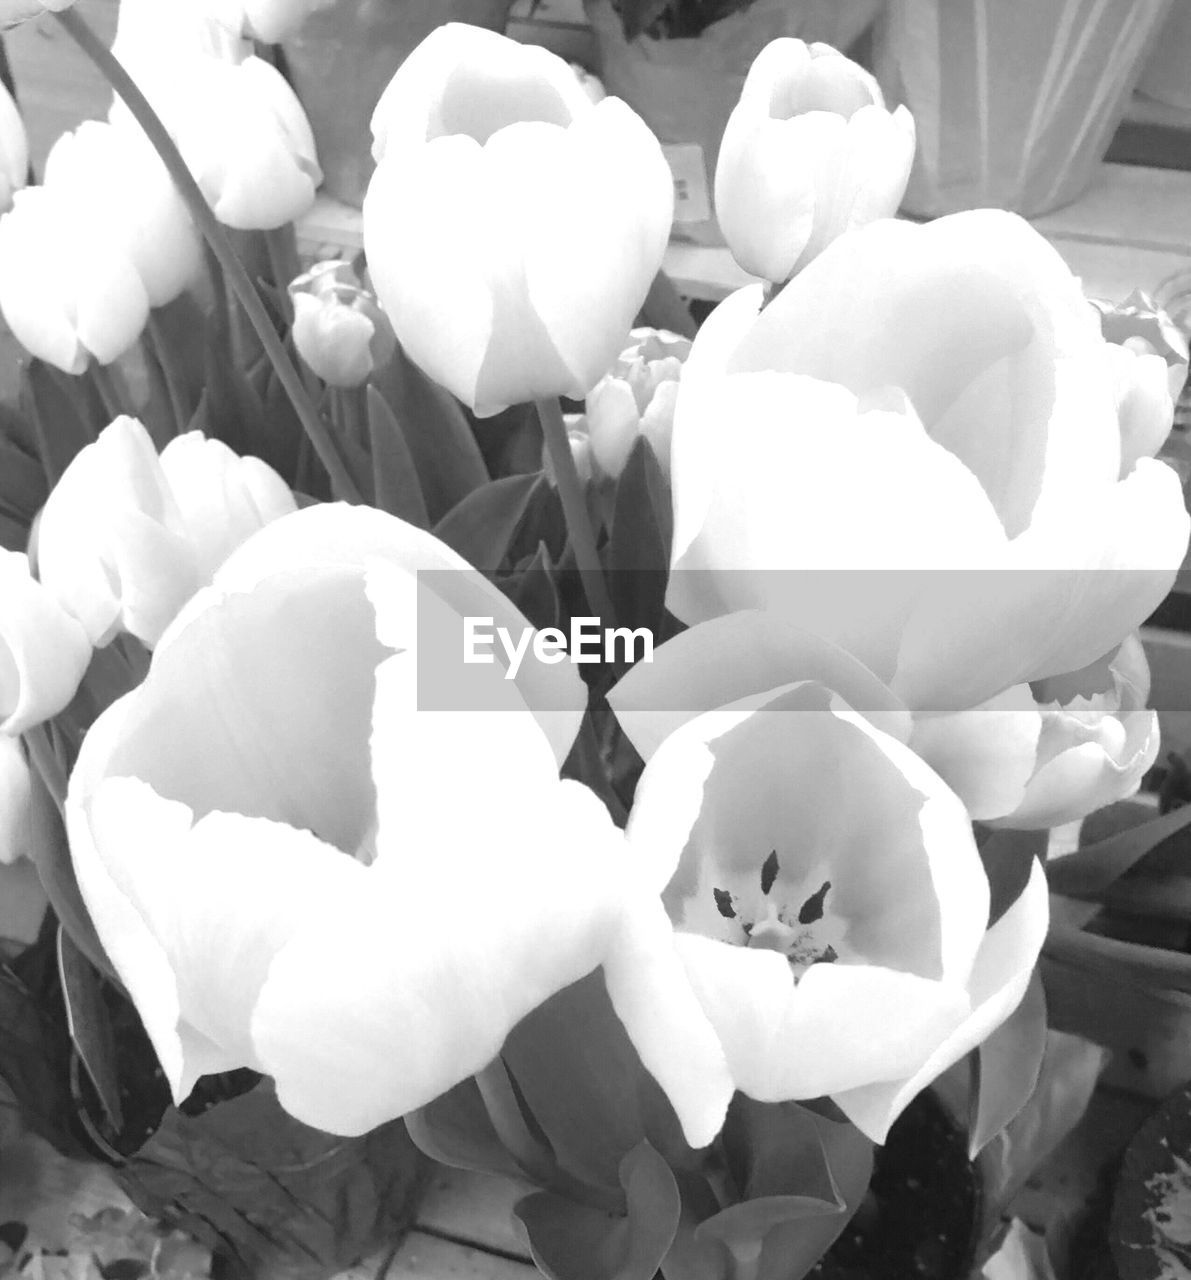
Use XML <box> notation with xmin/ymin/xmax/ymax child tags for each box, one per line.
<box><xmin>713</xmin><ymin>887</ymin><xmax>738</xmax><ymax>920</ymax></box>
<box><xmin>797</xmin><ymin>881</ymin><xmax>831</xmax><ymax>925</ymax></box>
<box><xmin>760</xmin><ymin>850</ymin><xmax>779</xmax><ymax>896</ymax></box>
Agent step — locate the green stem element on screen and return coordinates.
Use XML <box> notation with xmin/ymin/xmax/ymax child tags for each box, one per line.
<box><xmin>332</xmin><ymin>384</ymin><xmax>368</xmax><ymax>450</ymax></box>
<box><xmin>23</xmin><ymin>725</ymin><xmax>67</xmax><ymax>810</ymax></box>
<box><xmin>89</xmin><ymin>361</ymin><xmax>124</xmax><ymax>424</ymax></box>
<box><xmin>263</xmin><ymin>224</ymin><xmax>302</xmax><ymax>316</ymax></box>
<box><xmin>535</xmin><ymin>396</ymin><xmax>615</xmax><ymax>628</ymax></box>
<box><xmin>53</xmin><ymin>8</ymin><xmax>361</xmax><ymax>504</ymax></box>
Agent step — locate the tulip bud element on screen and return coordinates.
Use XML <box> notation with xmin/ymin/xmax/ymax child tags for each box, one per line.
<box><xmin>364</xmin><ymin>24</ymin><xmax>673</xmax><ymax>417</ymax></box>
<box><xmin>581</xmin><ymin>327</ymin><xmax>690</xmax><ymax>479</ymax></box>
<box><xmin>0</xmin><ymin>185</ymin><xmax>151</xmax><ymax>373</ymax></box>
<box><xmin>37</xmin><ymin>418</ymin><xmax>297</xmax><ymax>648</ymax></box>
<box><xmin>158</xmin><ymin>431</ymin><xmax>297</xmax><ymax>576</ymax></box>
<box><xmin>289</xmin><ymin>260</ymin><xmax>397</xmax><ymax>388</ymax></box>
<box><xmin>36</xmin><ymin>418</ymin><xmax>200</xmax><ymax>648</ymax></box>
<box><xmin>1092</xmin><ymin>292</ymin><xmax>1189</xmax><ymax>477</ymax></box>
<box><xmin>715</xmin><ymin>38</ymin><xmax>915</xmax><ymax>283</ymax></box>
<box><xmin>0</xmin><ymin>81</ymin><xmax>27</xmax><ymax>214</ymax></box>
<box><xmin>0</xmin><ymin>0</ymin><xmax>74</xmax><ymax>31</ymax></box>
<box><xmin>0</xmin><ymin>549</ymin><xmax>91</xmax><ymax>735</ymax></box>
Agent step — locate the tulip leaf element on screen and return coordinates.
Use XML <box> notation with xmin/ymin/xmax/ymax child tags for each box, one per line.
<box><xmin>21</xmin><ymin>361</ymin><xmax>97</xmax><ymax>485</ymax></box>
<box><xmin>968</xmin><ymin>969</ymin><xmax>1047</xmax><ymax>1158</ymax></box>
<box><xmin>605</xmin><ymin>437</ymin><xmax>672</xmax><ymax>639</ymax></box>
<box><xmin>1047</xmin><ymin>802</ymin><xmax>1191</xmax><ymax>899</ymax></box>
<box><xmin>978</xmin><ymin>1030</ymin><xmax>1107</xmax><ymax>1217</ymax></box>
<box><xmin>57</xmin><ymin>927</ymin><xmax>124</xmax><ymax>1133</ymax></box>
<box><xmin>515</xmin><ymin>1141</ymin><xmax>682</xmax><ymax>1280</ymax></box>
<box><xmin>404</xmin><ymin>1076</ymin><xmax>525</xmax><ymax>1180</ymax></box>
<box><xmin>118</xmin><ymin>1083</ymin><xmax>426</xmax><ymax>1280</ymax></box>
<box><xmin>500</xmin><ymin>543</ymin><xmax>562</xmax><ymax>632</ymax></box>
<box><xmin>974</xmin><ymin>826</ymin><xmax>1047</xmax><ymax>928</ymax></box>
<box><xmin>0</xmin><ymin>958</ymin><xmax>80</xmax><ymax>1153</ymax></box>
<box><xmin>714</xmin><ymin>1098</ymin><xmax>874</xmax><ymax>1280</ymax></box>
<box><xmin>365</xmin><ymin>386</ymin><xmax>429</xmax><ymax>528</ymax></box>
<box><xmin>503</xmin><ymin>971</ymin><xmax>693</xmax><ymax>1192</ymax></box>
<box><xmin>1111</xmin><ymin>1080</ymin><xmax>1191</xmax><ymax>1280</ymax></box>
<box><xmin>0</xmin><ymin>434</ymin><xmax>46</xmax><ymax>545</ymax></box>
<box><xmin>434</xmin><ymin>472</ymin><xmax>544</xmax><ymax>571</ymax></box>
<box><xmin>23</xmin><ymin>758</ymin><xmax>117</xmax><ymax>985</ymax></box>
<box><xmin>370</xmin><ymin>341</ymin><xmax>488</xmax><ymax>523</ymax></box>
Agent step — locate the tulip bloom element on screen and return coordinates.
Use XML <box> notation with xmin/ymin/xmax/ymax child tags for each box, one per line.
<box><xmin>67</xmin><ymin>504</ymin><xmax>731</xmax><ymax>1143</ymax></box>
<box><xmin>667</xmin><ymin>212</ymin><xmax>1190</xmax><ymax>718</ymax></box>
<box><xmin>44</xmin><ymin>120</ymin><xmax>202</xmax><ymax>309</ymax></box>
<box><xmin>364</xmin><ymin>24</ymin><xmax>673</xmax><ymax>416</ymax></box>
<box><xmin>619</xmin><ymin>679</ymin><xmax>1048</xmax><ymax>1144</ymax></box>
<box><xmin>111</xmin><ymin>5</ymin><xmax>321</xmax><ymax>230</ymax></box>
<box><xmin>157</xmin><ymin>432</ymin><xmax>297</xmax><ymax>577</ymax></box>
<box><xmin>36</xmin><ymin>418</ymin><xmax>294</xmax><ymax>648</ymax></box>
<box><xmin>0</xmin><ymin>186</ymin><xmax>151</xmax><ymax>373</ymax></box>
<box><xmin>0</xmin><ymin>550</ymin><xmax>91</xmax><ymax>735</ymax></box>
<box><xmin>714</xmin><ymin>39</ymin><xmax>915</xmax><ymax>283</ymax></box>
<box><xmin>289</xmin><ymin>260</ymin><xmax>397</xmax><ymax>388</ymax></box>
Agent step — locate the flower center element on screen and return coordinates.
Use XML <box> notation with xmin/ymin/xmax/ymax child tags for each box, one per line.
<box><xmin>713</xmin><ymin>852</ymin><xmax>844</xmax><ymax>979</ymax></box>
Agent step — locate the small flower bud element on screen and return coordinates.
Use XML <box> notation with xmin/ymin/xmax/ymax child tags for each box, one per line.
<box><xmin>289</xmin><ymin>259</ymin><xmax>397</xmax><ymax>388</ymax></box>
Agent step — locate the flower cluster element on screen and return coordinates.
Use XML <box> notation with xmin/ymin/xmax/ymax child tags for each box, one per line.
<box><xmin>0</xmin><ymin>12</ymin><xmax>1186</xmax><ymax>1280</ymax></box>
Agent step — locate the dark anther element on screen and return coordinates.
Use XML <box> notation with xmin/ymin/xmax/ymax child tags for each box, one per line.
<box><xmin>760</xmin><ymin>850</ymin><xmax>780</xmax><ymax>896</ymax></box>
<box><xmin>798</xmin><ymin>880</ymin><xmax>832</xmax><ymax>925</ymax></box>
<box><xmin>713</xmin><ymin>887</ymin><xmax>737</xmax><ymax>920</ymax></box>
<box><xmin>817</xmin><ymin>944</ymin><xmax>839</xmax><ymax>964</ymax></box>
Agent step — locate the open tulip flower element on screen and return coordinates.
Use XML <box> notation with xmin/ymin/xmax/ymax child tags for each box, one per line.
<box><xmin>65</xmin><ymin>504</ymin><xmax>732</xmax><ymax>1144</ymax></box>
<box><xmin>667</xmin><ymin>211</ymin><xmax>1191</xmax><ymax>721</ymax></box>
<box><xmin>36</xmin><ymin>418</ymin><xmax>295</xmax><ymax>648</ymax></box>
<box><xmin>619</xmin><ymin>678</ymin><xmax>1049</xmax><ymax>1144</ymax></box>
<box><xmin>363</xmin><ymin>24</ymin><xmax>673</xmax><ymax>416</ymax></box>
<box><xmin>715</xmin><ymin>39</ymin><xmax>915</xmax><ymax>284</ymax></box>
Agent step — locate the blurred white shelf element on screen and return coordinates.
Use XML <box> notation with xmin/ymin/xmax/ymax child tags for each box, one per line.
<box><xmin>300</xmin><ymin>160</ymin><xmax>1191</xmax><ymax>305</ymax></box>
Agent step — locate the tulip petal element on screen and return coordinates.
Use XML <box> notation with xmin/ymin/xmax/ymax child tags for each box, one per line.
<box><xmin>725</xmin><ymin>211</ymin><xmax>1118</xmax><ymax>536</ymax></box>
<box><xmin>364</xmin><ymin>136</ymin><xmax>494</xmax><ymax>409</ymax></box>
<box><xmin>177</xmin><ymin>504</ymin><xmax>585</xmax><ymax>766</ymax></box>
<box><xmin>609</xmin><ymin>609</ymin><xmax>910</xmax><ymax>765</ymax></box>
<box><xmin>110</xmin><ymin>568</ymin><xmax>384</xmax><ymax>854</ymax></box>
<box><xmin>601</xmin><ymin>893</ymin><xmax>735</xmax><ymax>1151</ymax></box>
<box><xmin>714</xmin><ymin>110</ymin><xmax>820</xmax><ymax>282</ymax></box>
<box><xmin>0</xmin><ymin>550</ymin><xmax>91</xmax><ymax>734</ymax></box>
<box><xmin>832</xmin><ymin>859</ymin><xmax>1049</xmax><ymax>1143</ymax></box>
<box><xmin>252</xmin><ymin>778</ymin><xmax>628</xmax><ymax>1135</ymax></box>
<box><xmin>1004</xmin><ymin>710</ymin><xmax>1159</xmax><ymax>830</ymax></box>
<box><xmin>894</xmin><ymin>458</ymin><xmax>1191</xmax><ymax>711</ymax></box>
<box><xmin>666</xmin><ymin>372</ymin><xmax>1008</xmax><ymax>679</ymax></box>
<box><xmin>83</xmin><ymin>776</ymin><xmax>366</xmax><ymax>1084</ymax></box>
<box><xmin>673</xmin><ymin>934</ymin><xmax>970</xmax><ymax>1101</ymax></box>
<box><xmin>523</xmin><ymin>98</ymin><xmax>674</xmax><ymax>395</ymax></box>
<box><xmin>908</xmin><ymin>685</ymin><xmax>1042</xmax><ymax>822</ymax></box>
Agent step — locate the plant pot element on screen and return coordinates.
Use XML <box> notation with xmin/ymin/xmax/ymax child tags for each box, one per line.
<box><xmin>873</xmin><ymin>0</ymin><xmax>1175</xmax><ymax>218</ymax></box>
<box><xmin>812</xmin><ymin>1090</ymin><xmax>989</xmax><ymax>1280</ymax></box>
<box><xmin>1138</xmin><ymin>2</ymin><xmax>1191</xmax><ymax>112</ymax></box>
<box><xmin>584</xmin><ymin>0</ymin><xmax>877</xmax><ymax>248</ymax></box>
<box><xmin>282</xmin><ymin>0</ymin><xmax>516</xmax><ymax>208</ymax></box>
